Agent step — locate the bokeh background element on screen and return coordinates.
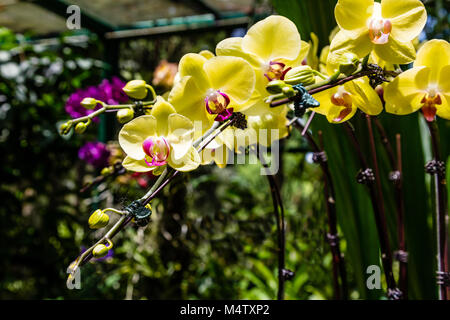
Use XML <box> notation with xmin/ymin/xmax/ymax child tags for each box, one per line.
<box><xmin>0</xmin><ymin>0</ymin><xmax>448</xmax><ymax>299</ymax></box>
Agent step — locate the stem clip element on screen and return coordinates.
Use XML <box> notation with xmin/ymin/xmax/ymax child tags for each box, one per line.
<box><xmin>425</xmin><ymin>160</ymin><xmax>446</xmax><ymax>177</ymax></box>
<box><xmin>124</xmin><ymin>200</ymin><xmax>152</xmax><ymax>227</ymax></box>
<box><xmin>394</xmin><ymin>250</ymin><xmax>408</xmax><ymax>263</ymax></box>
<box><xmin>436</xmin><ymin>271</ymin><xmax>450</xmax><ymax>287</ymax></box>
<box><xmin>326</xmin><ymin>233</ymin><xmax>339</xmax><ymax>247</ymax></box>
<box><xmin>291</xmin><ymin>84</ymin><xmax>320</xmax><ymax>117</ymax></box>
<box><xmin>356</xmin><ymin>168</ymin><xmax>375</xmax><ymax>184</ymax></box>
<box><xmin>387</xmin><ymin>288</ymin><xmax>403</xmax><ymax>300</ymax></box>
<box><xmin>312</xmin><ymin>151</ymin><xmax>328</xmax><ymax>164</ymax></box>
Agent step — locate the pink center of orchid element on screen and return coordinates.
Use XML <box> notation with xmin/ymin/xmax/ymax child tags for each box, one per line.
<box><xmin>205</xmin><ymin>90</ymin><xmax>233</xmax><ymax>121</ymax></box>
<box><xmin>421</xmin><ymin>91</ymin><xmax>442</xmax><ymax>122</ymax></box>
<box><xmin>330</xmin><ymin>91</ymin><xmax>353</xmax><ymax>122</ymax></box>
<box><xmin>142</xmin><ymin>136</ymin><xmax>170</xmax><ymax>167</ymax></box>
<box><xmin>264</xmin><ymin>61</ymin><xmax>292</xmax><ymax>81</ymax></box>
<box><xmin>368</xmin><ymin>18</ymin><xmax>392</xmax><ymax>44</ymax></box>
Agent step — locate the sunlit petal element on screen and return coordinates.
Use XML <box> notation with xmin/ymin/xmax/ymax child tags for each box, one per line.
<box><xmin>178</xmin><ymin>53</ymin><xmax>211</xmax><ymax>92</ymax></box>
<box><xmin>384</xmin><ymin>67</ymin><xmax>429</xmax><ymax>115</ymax></box>
<box><xmin>167</xmin><ymin>113</ymin><xmax>194</xmax><ymax>160</ymax></box>
<box><xmin>203</xmin><ymin>56</ymin><xmax>255</xmax><ymax>106</ymax></box>
<box><xmin>335</xmin><ymin>0</ymin><xmax>374</xmax><ymax>37</ymax></box>
<box><xmin>381</xmin><ymin>0</ymin><xmax>427</xmax><ymax>42</ymax></box>
<box><xmin>242</xmin><ymin>15</ymin><xmax>301</xmax><ymax>61</ymax></box>
<box><xmin>216</xmin><ymin>37</ymin><xmax>262</xmax><ymax>67</ymax></box>
<box><xmin>414</xmin><ymin>39</ymin><xmax>450</xmax><ymax>82</ymax></box>
<box><xmin>122</xmin><ymin>156</ymin><xmax>153</xmax><ymax>172</ymax></box>
<box><xmin>344</xmin><ymin>77</ymin><xmax>383</xmax><ymax>115</ymax></box>
<box><xmin>168</xmin><ymin>146</ymin><xmax>201</xmax><ymax>172</ymax></box>
<box><xmin>373</xmin><ymin>36</ymin><xmax>416</xmax><ymax>64</ymax></box>
<box><xmin>150</xmin><ymin>97</ymin><xmax>176</xmax><ymax>137</ymax></box>
<box><xmin>119</xmin><ymin>115</ymin><xmax>157</xmax><ymax>160</ymax></box>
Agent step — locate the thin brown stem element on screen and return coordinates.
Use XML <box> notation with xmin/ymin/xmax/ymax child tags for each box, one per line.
<box><xmin>293</xmin><ymin>119</ymin><xmax>348</xmax><ymax>300</ymax></box>
<box><xmin>366</xmin><ymin>115</ymin><xmax>396</xmax><ymax>294</ymax></box>
<box><xmin>344</xmin><ymin>119</ymin><xmax>398</xmax><ymax>299</ymax></box>
<box><xmin>264</xmin><ymin>166</ymin><xmax>286</xmax><ymax>300</ymax></box>
<box><xmin>373</xmin><ymin>118</ymin><xmax>396</xmax><ymax>169</ymax></box>
<box><xmin>395</xmin><ymin>134</ymin><xmax>407</xmax><ymax>299</ymax></box>
<box><xmin>426</xmin><ymin>119</ymin><xmax>448</xmax><ymax>300</ymax></box>
<box><xmin>373</xmin><ymin>119</ymin><xmax>407</xmax><ymax>298</ymax></box>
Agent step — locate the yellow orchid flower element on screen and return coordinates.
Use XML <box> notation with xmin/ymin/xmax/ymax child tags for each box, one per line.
<box><xmin>330</xmin><ymin>0</ymin><xmax>426</xmax><ymax>65</ymax></box>
<box><xmin>216</xmin><ymin>15</ymin><xmax>310</xmax><ymax>116</ymax></box>
<box><xmin>384</xmin><ymin>39</ymin><xmax>450</xmax><ymax>121</ymax></box>
<box><xmin>313</xmin><ymin>77</ymin><xmax>383</xmax><ymax>123</ymax></box>
<box><xmin>118</xmin><ymin>97</ymin><xmax>200</xmax><ymax>172</ymax></box>
<box><xmin>168</xmin><ymin>53</ymin><xmax>255</xmax><ymax>138</ymax></box>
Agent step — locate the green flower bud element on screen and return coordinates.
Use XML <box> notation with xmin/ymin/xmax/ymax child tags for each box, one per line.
<box><xmin>88</xmin><ymin>209</ymin><xmax>109</xmax><ymax>229</ymax></box>
<box><xmin>92</xmin><ymin>244</ymin><xmax>109</xmax><ymax>258</ymax></box>
<box><xmin>116</xmin><ymin>108</ymin><xmax>135</xmax><ymax>124</ymax></box>
<box><xmin>74</xmin><ymin>122</ymin><xmax>87</xmax><ymax>134</ymax></box>
<box><xmin>282</xmin><ymin>86</ymin><xmax>296</xmax><ymax>98</ymax></box>
<box><xmin>101</xmin><ymin>167</ymin><xmax>112</xmax><ymax>176</ymax></box>
<box><xmin>80</xmin><ymin>97</ymin><xmax>99</xmax><ymax>110</ymax></box>
<box><xmin>284</xmin><ymin>66</ymin><xmax>316</xmax><ymax>86</ymax></box>
<box><xmin>59</xmin><ymin>121</ymin><xmax>72</xmax><ymax>135</ymax></box>
<box><xmin>337</xmin><ymin>52</ymin><xmax>360</xmax><ymax>76</ymax></box>
<box><xmin>266</xmin><ymin>80</ymin><xmax>287</xmax><ymax>94</ymax></box>
<box><xmin>123</xmin><ymin>80</ymin><xmax>148</xmax><ymax>100</ymax></box>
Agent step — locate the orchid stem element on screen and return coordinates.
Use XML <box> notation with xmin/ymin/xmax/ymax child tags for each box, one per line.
<box><xmin>366</xmin><ymin>115</ymin><xmax>397</xmax><ymax>296</ymax></box>
<box><xmin>270</xmin><ymin>68</ymin><xmax>376</xmax><ymax>108</ymax></box>
<box><xmin>395</xmin><ymin>134</ymin><xmax>407</xmax><ymax>299</ymax></box>
<box><xmin>260</xmin><ymin>155</ymin><xmax>286</xmax><ymax>300</ymax></box>
<box><xmin>425</xmin><ymin>119</ymin><xmax>448</xmax><ymax>300</ymax></box>
<box><xmin>344</xmin><ymin>119</ymin><xmax>399</xmax><ymax>299</ymax></box>
<box><xmin>301</xmin><ymin>111</ymin><xmax>316</xmax><ymax>136</ymax></box>
<box><xmin>293</xmin><ymin>118</ymin><xmax>348</xmax><ymax>300</ymax></box>
<box><xmin>373</xmin><ymin>119</ymin><xmax>407</xmax><ymax>298</ymax></box>
<box><xmin>66</xmin><ymin>100</ymin><xmax>156</xmax><ymax>126</ymax></box>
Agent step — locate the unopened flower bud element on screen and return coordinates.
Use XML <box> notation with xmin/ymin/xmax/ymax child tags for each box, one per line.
<box><xmin>101</xmin><ymin>166</ymin><xmax>112</xmax><ymax>176</ymax></box>
<box><xmin>92</xmin><ymin>244</ymin><xmax>110</xmax><ymax>258</ymax></box>
<box><xmin>80</xmin><ymin>98</ymin><xmax>99</xmax><ymax>110</ymax></box>
<box><xmin>88</xmin><ymin>209</ymin><xmax>109</xmax><ymax>229</ymax></box>
<box><xmin>282</xmin><ymin>86</ymin><xmax>296</xmax><ymax>98</ymax></box>
<box><xmin>284</xmin><ymin>66</ymin><xmax>316</xmax><ymax>86</ymax></box>
<box><xmin>123</xmin><ymin>80</ymin><xmax>148</xmax><ymax>100</ymax></box>
<box><xmin>74</xmin><ymin>122</ymin><xmax>88</xmax><ymax>134</ymax></box>
<box><xmin>116</xmin><ymin>108</ymin><xmax>134</xmax><ymax>124</ymax></box>
<box><xmin>59</xmin><ymin>121</ymin><xmax>72</xmax><ymax>135</ymax></box>
<box><xmin>338</xmin><ymin>52</ymin><xmax>360</xmax><ymax>76</ymax></box>
<box><xmin>266</xmin><ymin>80</ymin><xmax>287</xmax><ymax>94</ymax></box>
